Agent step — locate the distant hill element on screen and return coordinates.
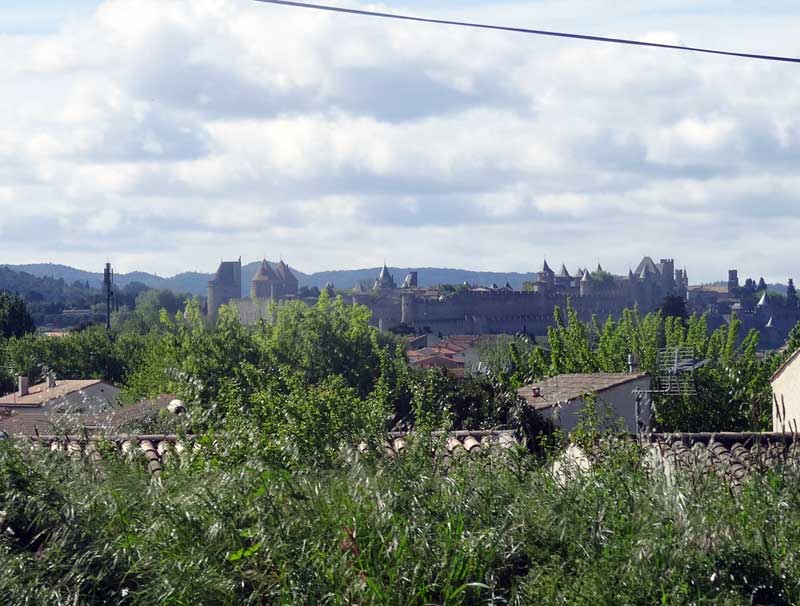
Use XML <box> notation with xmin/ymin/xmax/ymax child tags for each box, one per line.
<box><xmin>0</xmin><ymin>265</ymin><xmax>106</xmax><ymax>328</ymax></box>
<box><xmin>6</xmin><ymin>262</ymin><xmax>540</xmax><ymax>297</ymax></box>
<box><xmin>9</xmin><ymin>262</ymin><xmax>794</xmax><ymax>300</ymax></box>
<box><xmin>309</xmin><ymin>267</ymin><xmax>538</xmax><ymax>291</ymax></box>
<box><xmin>695</xmin><ymin>280</ymin><xmax>787</xmax><ymax>295</ymax></box>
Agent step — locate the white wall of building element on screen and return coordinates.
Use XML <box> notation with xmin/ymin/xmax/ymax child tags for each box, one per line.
<box><xmin>42</xmin><ymin>383</ymin><xmax>120</xmax><ymax>415</ymax></box>
<box><xmin>772</xmin><ymin>354</ymin><xmax>800</xmax><ymax>432</ymax></box>
<box><xmin>545</xmin><ymin>377</ymin><xmax>652</xmax><ymax>433</ymax></box>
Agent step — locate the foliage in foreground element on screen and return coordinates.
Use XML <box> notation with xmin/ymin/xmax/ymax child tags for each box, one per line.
<box><xmin>2</xmin><ymin>436</ymin><xmax>800</xmax><ymax>605</ymax></box>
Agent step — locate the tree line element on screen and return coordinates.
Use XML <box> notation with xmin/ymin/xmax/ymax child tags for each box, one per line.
<box><xmin>2</xmin><ymin>291</ymin><xmax>797</xmax><ymax>438</ymax></box>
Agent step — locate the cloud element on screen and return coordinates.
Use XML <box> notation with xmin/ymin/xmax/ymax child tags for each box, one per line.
<box><xmin>1</xmin><ymin>0</ymin><xmax>800</xmax><ymax>282</ymax></box>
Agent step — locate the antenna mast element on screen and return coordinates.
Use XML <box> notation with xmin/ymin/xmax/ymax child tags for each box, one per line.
<box><xmin>103</xmin><ymin>262</ymin><xmax>114</xmax><ymax>332</ymax></box>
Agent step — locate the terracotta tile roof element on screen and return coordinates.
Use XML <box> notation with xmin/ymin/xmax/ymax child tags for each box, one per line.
<box><xmin>410</xmin><ymin>355</ymin><xmax>464</xmax><ymax>368</ymax></box>
<box><xmin>408</xmin><ymin>346</ymin><xmax>463</xmax><ymax>359</ymax></box>
<box><xmin>383</xmin><ymin>430</ymin><xmax>517</xmax><ymax>457</ymax></box>
<box><xmin>405</xmin><ymin>335</ymin><xmax>428</xmax><ymax>350</ymax></box>
<box><xmin>0</xmin><ymin>379</ymin><xmax>112</xmax><ymax>407</ymax></box>
<box><xmin>10</xmin><ymin>430</ymin><xmax>519</xmax><ymax>476</ymax></box>
<box><xmin>14</xmin><ymin>430</ymin><xmax>800</xmax><ymax>484</ymax></box>
<box><xmin>553</xmin><ymin>433</ymin><xmax>800</xmax><ymax>489</ymax></box>
<box><xmin>441</xmin><ymin>335</ymin><xmax>480</xmax><ymax>349</ymax></box>
<box><xmin>643</xmin><ymin>432</ymin><xmax>800</xmax><ymax>488</ymax></box>
<box><xmin>518</xmin><ymin>373</ymin><xmax>648</xmax><ymax>410</ymax></box>
<box><xmin>0</xmin><ymin>395</ymin><xmax>175</xmax><ymax>437</ymax></box>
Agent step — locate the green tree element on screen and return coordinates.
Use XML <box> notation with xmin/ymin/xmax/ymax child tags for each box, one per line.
<box><xmin>787</xmin><ymin>278</ymin><xmax>798</xmax><ymax>307</ymax></box>
<box><xmin>0</xmin><ymin>292</ymin><xmax>35</xmax><ymax>338</ymax></box>
<box><xmin>659</xmin><ymin>294</ymin><xmax>688</xmax><ymax>320</ymax></box>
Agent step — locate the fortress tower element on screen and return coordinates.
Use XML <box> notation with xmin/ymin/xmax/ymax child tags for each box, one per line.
<box><xmin>728</xmin><ymin>269</ymin><xmax>739</xmax><ymax>293</ymax></box>
<box><xmin>374</xmin><ymin>263</ymin><xmax>396</xmax><ymax>290</ymax></box>
<box><xmin>659</xmin><ymin>258</ymin><xmax>675</xmax><ymax>294</ymax></box>
<box><xmin>537</xmin><ymin>260</ymin><xmax>555</xmax><ymax>293</ymax></box>
<box><xmin>251</xmin><ymin>260</ymin><xmax>279</xmax><ymax>299</ymax></box>
<box><xmin>579</xmin><ymin>269</ymin><xmax>593</xmax><ymax>296</ymax></box>
<box><xmin>207</xmin><ymin>258</ymin><xmax>242</xmax><ymax>323</ymax></box>
<box><xmin>250</xmin><ymin>259</ymin><xmax>298</xmax><ymax>301</ymax></box>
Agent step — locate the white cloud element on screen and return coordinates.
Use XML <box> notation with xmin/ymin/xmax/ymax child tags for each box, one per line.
<box><xmin>1</xmin><ymin>0</ymin><xmax>800</xmax><ymax>282</ymax></box>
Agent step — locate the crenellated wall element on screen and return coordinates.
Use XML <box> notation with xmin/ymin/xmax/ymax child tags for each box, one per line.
<box><xmin>362</xmin><ymin>286</ymin><xmax>663</xmax><ymax>336</ymax></box>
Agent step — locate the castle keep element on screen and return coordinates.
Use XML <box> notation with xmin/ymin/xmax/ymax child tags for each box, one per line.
<box><xmin>207</xmin><ymin>259</ymin><xmax>298</xmax><ymax>324</ymax></box>
<box><xmin>207</xmin><ymin>259</ymin><xmax>242</xmax><ymax>324</ymax></box>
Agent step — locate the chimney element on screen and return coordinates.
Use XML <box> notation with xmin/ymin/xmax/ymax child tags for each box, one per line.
<box><xmin>18</xmin><ymin>376</ymin><xmax>29</xmax><ymax>397</ymax></box>
<box><xmin>627</xmin><ymin>353</ymin><xmax>638</xmax><ymax>374</ymax></box>
<box><xmin>46</xmin><ymin>373</ymin><xmax>56</xmax><ymax>389</ymax></box>
<box><xmin>531</xmin><ymin>386</ymin><xmax>541</xmax><ymax>398</ymax></box>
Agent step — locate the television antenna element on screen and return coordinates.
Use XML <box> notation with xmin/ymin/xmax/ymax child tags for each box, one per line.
<box><xmin>655</xmin><ymin>346</ymin><xmax>705</xmax><ymax>396</ymax></box>
<box><xmin>633</xmin><ymin>346</ymin><xmax>706</xmax><ymax>434</ymax></box>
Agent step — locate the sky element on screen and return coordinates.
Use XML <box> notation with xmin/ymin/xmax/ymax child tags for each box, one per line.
<box><xmin>2</xmin><ymin>0</ymin><xmax>800</xmax><ymax>282</ymax></box>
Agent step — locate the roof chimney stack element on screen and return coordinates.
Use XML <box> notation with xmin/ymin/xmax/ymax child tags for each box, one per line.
<box><xmin>18</xmin><ymin>376</ymin><xmax>29</xmax><ymax>397</ymax></box>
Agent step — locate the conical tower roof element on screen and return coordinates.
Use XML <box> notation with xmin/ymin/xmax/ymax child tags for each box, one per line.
<box><xmin>581</xmin><ymin>269</ymin><xmax>591</xmax><ymax>282</ymax></box>
<box><xmin>374</xmin><ymin>263</ymin><xmax>396</xmax><ymax>289</ymax></box>
<box><xmin>253</xmin><ymin>259</ymin><xmax>278</xmax><ymax>281</ymax></box>
<box><xmin>541</xmin><ymin>259</ymin><xmax>553</xmax><ymax>274</ymax></box>
<box><xmin>757</xmin><ymin>291</ymin><xmax>768</xmax><ymax>307</ymax></box>
<box><xmin>596</xmin><ymin>263</ymin><xmax>603</xmax><ymax>272</ymax></box>
<box><xmin>275</xmin><ymin>260</ymin><xmax>296</xmax><ymax>282</ymax></box>
<box><xmin>558</xmin><ymin>264</ymin><xmax>571</xmax><ymax>278</ymax></box>
<box><xmin>628</xmin><ymin>268</ymin><xmax>635</xmax><ymax>280</ymax></box>
<box><xmin>765</xmin><ymin>316</ymin><xmax>775</xmax><ymax>328</ymax></box>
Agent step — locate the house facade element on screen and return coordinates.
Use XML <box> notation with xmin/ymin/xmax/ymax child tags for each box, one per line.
<box><xmin>772</xmin><ymin>349</ymin><xmax>800</xmax><ymax>432</ymax></box>
<box><xmin>518</xmin><ymin>373</ymin><xmax>651</xmax><ymax>433</ymax></box>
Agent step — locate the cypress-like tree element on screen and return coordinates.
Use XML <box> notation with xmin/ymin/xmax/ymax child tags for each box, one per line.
<box><xmin>787</xmin><ymin>278</ymin><xmax>798</xmax><ymax>307</ymax></box>
<box><xmin>0</xmin><ymin>292</ymin><xmax>35</xmax><ymax>339</ymax></box>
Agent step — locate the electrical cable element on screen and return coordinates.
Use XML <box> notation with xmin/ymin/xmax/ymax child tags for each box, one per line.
<box><xmin>252</xmin><ymin>0</ymin><xmax>800</xmax><ymax>64</ymax></box>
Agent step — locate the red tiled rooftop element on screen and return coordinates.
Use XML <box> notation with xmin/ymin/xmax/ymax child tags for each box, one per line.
<box><xmin>518</xmin><ymin>373</ymin><xmax>648</xmax><ymax>410</ymax></box>
<box><xmin>0</xmin><ymin>379</ymin><xmax>110</xmax><ymax>407</ymax></box>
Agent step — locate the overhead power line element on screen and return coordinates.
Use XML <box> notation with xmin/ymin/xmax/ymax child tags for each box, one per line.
<box><xmin>252</xmin><ymin>0</ymin><xmax>800</xmax><ymax>64</ymax></box>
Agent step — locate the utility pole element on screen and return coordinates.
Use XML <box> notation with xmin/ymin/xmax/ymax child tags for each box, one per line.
<box><xmin>103</xmin><ymin>262</ymin><xmax>113</xmax><ymax>332</ymax></box>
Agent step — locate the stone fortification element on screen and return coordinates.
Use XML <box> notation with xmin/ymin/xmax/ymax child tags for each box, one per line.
<box><xmin>207</xmin><ymin>258</ymin><xmax>242</xmax><ymax>324</ymax></box>
<box><xmin>354</xmin><ymin>256</ymin><xmax>688</xmax><ymax>337</ymax></box>
<box><xmin>210</xmin><ymin>254</ymin><xmax>800</xmax><ymax>350</ymax></box>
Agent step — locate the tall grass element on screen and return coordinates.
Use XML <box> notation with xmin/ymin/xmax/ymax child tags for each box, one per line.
<box><xmin>1</xmin><ymin>436</ymin><xmax>799</xmax><ymax>605</ymax></box>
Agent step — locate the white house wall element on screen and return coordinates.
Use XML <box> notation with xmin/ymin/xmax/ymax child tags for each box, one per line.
<box><xmin>41</xmin><ymin>383</ymin><xmax>121</xmax><ymax>415</ymax></box>
<box><xmin>772</xmin><ymin>361</ymin><xmax>800</xmax><ymax>432</ymax></box>
<box><xmin>546</xmin><ymin>377</ymin><xmax>651</xmax><ymax>433</ymax></box>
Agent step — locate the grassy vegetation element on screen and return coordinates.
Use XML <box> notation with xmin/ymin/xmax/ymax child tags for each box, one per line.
<box><xmin>2</xmin><ymin>435</ymin><xmax>800</xmax><ymax>605</ymax></box>
<box><xmin>3</xmin><ymin>294</ymin><xmax>800</xmax><ymax>603</ymax></box>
